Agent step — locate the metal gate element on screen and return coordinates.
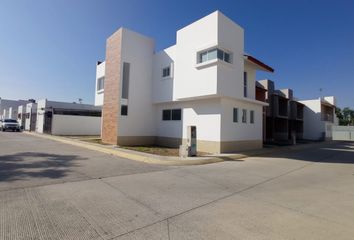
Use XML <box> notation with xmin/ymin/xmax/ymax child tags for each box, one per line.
<box><xmin>332</xmin><ymin>126</ymin><xmax>354</xmax><ymax>141</ymax></box>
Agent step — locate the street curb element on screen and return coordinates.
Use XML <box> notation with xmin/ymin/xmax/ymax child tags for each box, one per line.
<box><xmin>23</xmin><ymin>132</ymin><xmax>333</xmax><ymax>166</ymax></box>
<box><xmin>23</xmin><ymin>132</ymin><xmax>224</xmax><ymax>166</ymax></box>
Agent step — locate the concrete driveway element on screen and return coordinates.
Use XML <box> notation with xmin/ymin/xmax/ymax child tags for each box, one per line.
<box><xmin>1</xmin><ymin>132</ymin><xmax>354</xmax><ymax>239</ymax></box>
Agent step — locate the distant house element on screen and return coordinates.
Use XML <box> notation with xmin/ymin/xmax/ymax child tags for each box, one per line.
<box><xmin>299</xmin><ymin>97</ymin><xmax>338</xmax><ymax>140</ymax></box>
<box><xmin>257</xmin><ymin>79</ymin><xmax>304</xmax><ymax>143</ymax></box>
<box><xmin>0</xmin><ymin>98</ymin><xmax>31</xmax><ymax>120</ymax></box>
<box><xmin>94</xmin><ymin>11</ymin><xmax>274</xmax><ymax>153</ymax></box>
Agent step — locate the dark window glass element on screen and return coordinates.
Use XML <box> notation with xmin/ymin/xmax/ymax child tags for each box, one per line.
<box><xmin>162</xmin><ymin>66</ymin><xmax>170</xmax><ymax>77</ymax></box>
<box><xmin>53</xmin><ymin>109</ymin><xmax>101</xmax><ymax>117</ymax></box>
<box><xmin>243</xmin><ymin>72</ymin><xmax>248</xmax><ymax>98</ymax></box>
<box><xmin>171</xmin><ymin>109</ymin><xmax>181</xmax><ymax>120</ymax></box>
<box><xmin>4</xmin><ymin>119</ymin><xmax>17</xmax><ymax>123</ymax></box>
<box><xmin>242</xmin><ymin>109</ymin><xmax>247</xmax><ymax>123</ymax></box>
<box><xmin>122</xmin><ymin>62</ymin><xmax>130</xmax><ymax>99</ymax></box>
<box><xmin>217</xmin><ymin>49</ymin><xmax>224</xmax><ymax>60</ymax></box>
<box><xmin>97</xmin><ymin>77</ymin><xmax>105</xmax><ymax>91</ymax></box>
<box><xmin>233</xmin><ymin>108</ymin><xmax>238</xmax><ymax>122</ymax></box>
<box><xmin>250</xmin><ymin>110</ymin><xmax>254</xmax><ymax>124</ymax></box>
<box><xmin>224</xmin><ymin>52</ymin><xmax>230</xmax><ymax>63</ymax></box>
<box><xmin>162</xmin><ymin>110</ymin><xmax>171</xmax><ymax>120</ymax></box>
<box><xmin>121</xmin><ymin>105</ymin><xmax>128</xmax><ymax>116</ymax></box>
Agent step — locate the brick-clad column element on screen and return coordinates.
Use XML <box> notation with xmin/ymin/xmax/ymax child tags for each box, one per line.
<box><xmin>102</xmin><ymin>29</ymin><xmax>123</xmax><ymax>144</ymax></box>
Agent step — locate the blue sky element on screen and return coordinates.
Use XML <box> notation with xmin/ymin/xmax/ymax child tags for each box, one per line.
<box><xmin>0</xmin><ymin>0</ymin><xmax>353</xmax><ymax>108</ymax></box>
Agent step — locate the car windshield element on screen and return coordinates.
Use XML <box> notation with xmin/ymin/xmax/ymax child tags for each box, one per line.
<box><xmin>4</xmin><ymin>119</ymin><xmax>17</xmax><ymax>123</ymax></box>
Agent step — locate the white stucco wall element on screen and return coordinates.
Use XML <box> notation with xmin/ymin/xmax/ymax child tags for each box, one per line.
<box><xmin>118</xmin><ymin>29</ymin><xmax>156</xmax><ymax>137</ymax></box>
<box><xmin>220</xmin><ymin>98</ymin><xmax>263</xmax><ymax>141</ymax></box>
<box><xmin>217</xmin><ymin>12</ymin><xmax>245</xmax><ymax>99</ymax></box>
<box><xmin>51</xmin><ymin>115</ymin><xmax>101</xmax><ymax>135</ymax></box>
<box><xmin>299</xmin><ymin>99</ymin><xmax>325</xmax><ymax>140</ymax></box>
<box><xmin>9</xmin><ymin>107</ymin><xmax>18</xmax><ymax>120</ymax></box>
<box><xmin>35</xmin><ymin>99</ymin><xmax>47</xmax><ymax>133</ymax></box>
<box><xmin>152</xmin><ymin>46</ymin><xmax>176</xmax><ymax>103</ymax></box>
<box><xmin>17</xmin><ymin>105</ymin><xmax>26</xmax><ymax>128</ymax></box>
<box><xmin>156</xmin><ymin>98</ymin><xmax>222</xmax><ymax>141</ymax></box>
<box><xmin>173</xmin><ymin>11</ymin><xmax>219</xmax><ymax>100</ymax></box>
<box><xmin>94</xmin><ymin>62</ymin><xmax>105</xmax><ymax>106</ymax></box>
<box><xmin>25</xmin><ymin>103</ymin><xmax>37</xmax><ymax>131</ymax></box>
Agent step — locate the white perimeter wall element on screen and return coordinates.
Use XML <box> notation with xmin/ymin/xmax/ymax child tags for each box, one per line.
<box><xmin>95</xmin><ymin>62</ymin><xmax>105</xmax><ymax>106</ymax></box>
<box><xmin>25</xmin><ymin>103</ymin><xmax>37</xmax><ymax>131</ymax></box>
<box><xmin>51</xmin><ymin>115</ymin><xmax>101</xmax><ymax>135</ymax></box>
<box><xmin>299</xmin><ymin>99</ymin><xmax>325</xmax><ymax>140</ymax></box>
<box><xmin>220</xmin><ymin>98</ymin><xmax>263</xmax><ymax>141</ymax></box>
<box><xmin>17</xmin><ymin>105</ymin><xmax>26</xmax><ymax>127</ymax></box>
<box><xmin>36</xmin><ymin>99</ymin><xmax>47</xmax><ymax>133</ymax></box>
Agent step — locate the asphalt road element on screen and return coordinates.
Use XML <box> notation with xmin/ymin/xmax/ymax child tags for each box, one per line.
<box><xmin>1</xmin><ymin>132</ymin><xmax>354</xmax><ymax>240</ymax></box>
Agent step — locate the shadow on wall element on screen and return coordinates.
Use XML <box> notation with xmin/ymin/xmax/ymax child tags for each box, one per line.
<box><xmin>0</xmin><ymin>152</ymin><xmax>85</xmax><ymax>182</ymax></box>
<box><xmin>260</xmin><ymin>141</ymin><xmax>354</xmax><ymax>164</ymax></box>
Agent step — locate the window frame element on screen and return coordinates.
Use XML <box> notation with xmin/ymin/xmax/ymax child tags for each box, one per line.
<box><xmin>233</xmin><ymin>108</ymin><xmax>238</xmax><ymax>123</ymax></box>
<box><xmin>97</xmin><ymin>77</ymin><xmax>105</xmax><ymax>92</ymax></box>
<box><xmin>250</xmin><ymin>110</ymin><xmax>255</xmax><ymax>124</ymax></box>
<box><xmin>121</xmin><ymin>105</ymin><xmax>128</xmax><ymax>116</ymax></box>
<box><xmin>162</xmin><ymin>66</ymin><xmax>171</xmax><ymax>78</ymax></box>
<box><xmin>197</xmin><ymin>47</ymin><xmax>232</xmax><ymax>64</ymax></box>
<box><xmin>243</xmin><ymin>72</ymin><xmax>248</xmax><ymax>98</ymax></box>
<box><xmin>162</xmin><ymin>109</ymin><xmax>182</xmax><ymax>121</ymax></box>
<box><xmin>242</xmin><ymin>109</ymin><xmax>247</xmax><ymax>123</ymax></box>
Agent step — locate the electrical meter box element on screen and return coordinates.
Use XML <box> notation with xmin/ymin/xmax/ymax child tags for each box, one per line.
<box><xmin>187</xmin><ymin>126</ymin><xmax>197</xmax><ymax>156</ymax></box>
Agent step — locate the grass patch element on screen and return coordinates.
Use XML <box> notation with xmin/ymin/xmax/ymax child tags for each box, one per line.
<box><xmin>122</xmin><ymin>146</ymin><xmax>179</xmax><ymax>156</ymax></box>
<box><xmin>122</xmin><ymin>145</ymin><xmax>208</xmax><ymax>157</ymax></box>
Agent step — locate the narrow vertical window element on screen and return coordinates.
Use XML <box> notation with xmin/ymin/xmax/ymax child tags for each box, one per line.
<box><xmin>97</xmin><ymin>77</ymin><xmax>104</xmax><ymax>91</ymax></box>
<box><xmin>242</xmin><ymin>109</ymin><xmax>247</xmax><ymax>123</ymax></box>
<box><xmin>250</xmin><ymin>110</ymin><xmax>254</xmax><ymax>124</ymax></box>
<box><xmin>121</xmin><ymin>105</ymin><xmax>128</xmax><ymax>116</ymax></box>
<box><xmin>233</xmin><ymin>108</ymin><xmax>238</xmax><ymax>122</ymax></box>
<box><xmin>122</xmin><ymin>62</ymin><xmax>130</xmax><ymax>99</ymax></box>
<box><xmin>243</xmin><ymin>72</ymin><xmax>248</xmax><ymax>98</ymax></box>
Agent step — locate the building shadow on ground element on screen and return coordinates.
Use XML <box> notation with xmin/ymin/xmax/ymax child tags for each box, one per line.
<box><xmin>258</xmin><ymin>141</ymin><xmax>354</xmax><ymax>164</ymax></box>
<box><xmin>0</xmin><ymin>152</ymin><xmax>86</xmax><ymax>182</ymax></box>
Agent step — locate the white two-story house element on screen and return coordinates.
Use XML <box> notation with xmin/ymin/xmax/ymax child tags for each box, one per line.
<box><xmin>95</xmin><ymin>11</ymin><xmax>273</xmax><ymax>153</ymax></box>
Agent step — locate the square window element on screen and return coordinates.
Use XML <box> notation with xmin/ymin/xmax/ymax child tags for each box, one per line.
<box><xmin>233</xmin><ymin>108</ymin><xmax>238</xmax><ymax>122</ymax></box>
<box><xmin>171</xmin><ymin>109</ymin><xmax>181</xmax><ymax>120</ymax></box>
<box><xmin>162</xmin><ymin>109</ymin><xmax>171</xmax><ymax>120</ymax></box>
<box><xmin>121</xmin><ymin>105</ymin><xmax>128</xmax><ymax>116</ymax></box>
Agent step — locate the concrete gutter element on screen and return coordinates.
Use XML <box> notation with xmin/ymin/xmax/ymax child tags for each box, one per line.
<box><xmin>23</xmin><ymin>132</ymin><xmax>332</xmax><ymax>166</ymax></box>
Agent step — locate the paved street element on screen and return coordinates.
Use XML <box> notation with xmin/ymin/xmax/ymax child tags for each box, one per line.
<box><xmin>1</xmin><ymin>132</ymin><xmax>354</xmax><ymax>239</ymax></box>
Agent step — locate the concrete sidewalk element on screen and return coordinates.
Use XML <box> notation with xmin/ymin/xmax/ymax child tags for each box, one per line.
<box><xmin>24</xmin><ymin>132</ymin><xmax>332</xmax><ymax>165</ymax></box>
